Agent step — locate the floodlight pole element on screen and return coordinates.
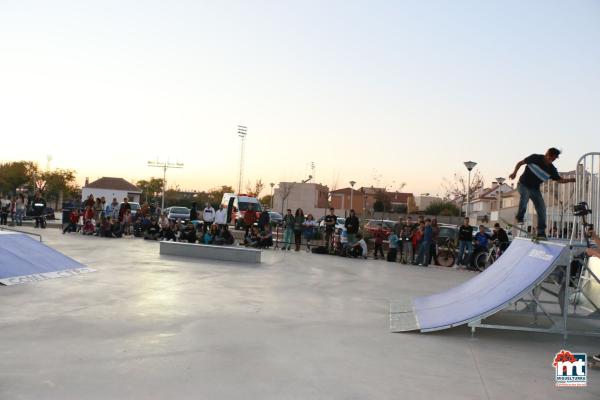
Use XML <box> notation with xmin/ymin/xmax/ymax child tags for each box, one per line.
<box><xmin>237</xmin><ymin>125</ymin><xmax>247</xmax><ymax>194</ymax></box>
<box><xmin>147</xmin><ymin>159</ymin><xmax>184</xmax><ymax>211</ymax></box>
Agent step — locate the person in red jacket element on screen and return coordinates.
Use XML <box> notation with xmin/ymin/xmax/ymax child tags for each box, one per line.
<box><xmin>62</xmin><ymin>209</ymin><xmax>80</xmax><ymax>234</ymax></box>
<box><xmin>373</xmin><ymin>223</ymin><xmax>386</xmax><ymax>260</ymax></box>
<box><xmin>243</xmin><ymin>204</ymin><xmax>258</xmax><ymax>236</ymax></box>
<box><xmin>412</xmin><ymin>222</ymin><xmax>424</xmax><ymax>264</ymax></box>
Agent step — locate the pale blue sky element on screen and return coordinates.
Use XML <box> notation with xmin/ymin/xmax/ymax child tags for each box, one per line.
<box><xmin>1</xmin><ymin>1</ymin><xmax>599</xmax><ymax>195</ymax></box>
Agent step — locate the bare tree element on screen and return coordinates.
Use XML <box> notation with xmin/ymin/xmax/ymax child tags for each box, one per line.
<box><xmin>442</xmin><ymin>170</ymin><xmax>485</xmax><ymax>211</ymax></box>
<box><xmin>245</xmin><ymin>179</ymin><xmax>265</xmax><ymax>198</ymax></box>
<box><xmin>278</xmin><ymin>182</ymin><xmax>296</xmax><ymax>214</ymax></box>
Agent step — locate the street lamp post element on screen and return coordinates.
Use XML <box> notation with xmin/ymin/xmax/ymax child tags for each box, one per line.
<box><xmin>463</xmin><ymin>161</ymin><xmax>477</xmax><ymax>218</ymax></box>
<box><xmin>349</xmin><ymin>181</ymin><xmax>356</xmax><ymax>212</ymax></box>
<box><xmin>496</xmin><ymin>177</ymin><xmax>505</xmax><ymax>222</ymax></box>
<box><xmin>269</xmin><ymin>182</ymin><xmax>275</xmax><ymax>209</ymax></box>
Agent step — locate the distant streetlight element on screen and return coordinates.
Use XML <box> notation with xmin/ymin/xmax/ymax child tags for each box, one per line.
<box><xmin>496</xmin><ymin>177</ymin><xmax>505</xmax><ymax>221</ymax></box>
<box><xmin>349</xmin><ymin>180</ymin><xmax>356</xmax><ymax>211</ymax></box>
<box><xmin>463</xmin><ymin>161</ymin><xmax>477</xmax><ymax>217</ymax></box>
<box><xmin>269</xmin><ymin>182</ymin><xmax>275</xmax><ymax>209</ymax></box>
<box><xmin>148</xmin><ymin>159</ymin><xmax>184</xmax><ymax>211</ymax></box>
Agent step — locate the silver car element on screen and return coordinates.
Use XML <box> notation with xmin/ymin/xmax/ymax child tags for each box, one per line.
<box><xmin>166</xmin><ymin>206</ymin><xmax>191</xmax><ymax>222</ymax></box>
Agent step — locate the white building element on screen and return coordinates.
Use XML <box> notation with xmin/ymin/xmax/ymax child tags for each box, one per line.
<box><xmin>272</xmin><ymin>182</ymin><xmax>329</xmax><ymax>217</ymax></box>
<box><xmin>82</xmin><ymin>177</ymin><xmax>142</xmax><ymax>203</ymax></box>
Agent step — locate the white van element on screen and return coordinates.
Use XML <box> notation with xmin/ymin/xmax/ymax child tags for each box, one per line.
<box><xmin>220</xmin><ymin>193</ymin><xmax>263</xmax><ymax>229</ymax></box>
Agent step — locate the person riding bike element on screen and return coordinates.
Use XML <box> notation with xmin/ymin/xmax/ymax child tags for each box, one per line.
<box><xmin>490</xmin><ymin>222</ymin><xmax>510</xmax><ymax>253</ymax></box>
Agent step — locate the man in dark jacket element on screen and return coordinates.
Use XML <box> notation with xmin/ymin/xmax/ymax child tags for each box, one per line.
<box><xmin>344</xmin><ymin>209</ymin><xmax>360</xmax><ymax>244</ymax></box>
<box><xmin>189</xmin><ymin>202</ymin><xmax>199</xmax><ymax>221</ymax></box>
<box><xmin>490</xmin><ymin>223</ymin><xmax>510</xmax><ymax>252</ymax></box>
<box><xmin>456</xmin><ymin>217</ymin><xmax>473</xmax><ymax>268</ymax></box>
<box><xmin>31</xmin><ymin>192</ymin><xmax>47</xmax><ymax>228</ymax></box>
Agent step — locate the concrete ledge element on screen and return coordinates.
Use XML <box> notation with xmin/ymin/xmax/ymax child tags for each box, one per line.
<box><xmin>159</xmin><ymin>241</ymin><xmax>261</xmax><ymax>263</ymax></box>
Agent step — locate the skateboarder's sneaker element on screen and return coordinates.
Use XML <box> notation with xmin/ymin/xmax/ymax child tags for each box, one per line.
<box><xmin>593</xmin><ymin>354</ymin><xmax>600</xmax><ymax>362</ymax></box>
<box><xmin>535</xmin><ymin>235</ymin><xmax>548</xmax><ymax>241</ymax></box>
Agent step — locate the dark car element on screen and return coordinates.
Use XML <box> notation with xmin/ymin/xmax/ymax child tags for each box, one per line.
<box><xmin>437</xmin><ymin>224</ymin><xmax>459</xmax><ymax>246</ymax></box>
<box><xmin>268</xmin><ymin>211</ymin><xmax>283</xmax><ymax>226</ymax></box>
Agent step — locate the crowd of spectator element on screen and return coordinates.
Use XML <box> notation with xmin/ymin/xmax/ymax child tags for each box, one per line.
<box><xmin>62</xmin><ymin>196</ymin><xmax>237</xmax><ymax>246</ymax></box>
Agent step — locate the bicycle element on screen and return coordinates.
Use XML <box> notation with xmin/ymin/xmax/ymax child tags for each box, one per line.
<box><xmin>472</xmin><ymin>239</ymin><xmax>507</xmax><ymax>272</ymax></box>
<box><xmin>435</xmin><ymin>237</ymin><xmax>457</xmax><ymax>267</ymax></box>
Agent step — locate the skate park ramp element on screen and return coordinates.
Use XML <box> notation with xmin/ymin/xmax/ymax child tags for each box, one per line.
<box><xmin>390</xmin><ymin>238</ymin><xmax>567</xmax><ymax>332</ymax></box>
<box><xmin>0</xmin><ymin>231</ymin><xmax>95</xmax><ymax>286</ymax></box>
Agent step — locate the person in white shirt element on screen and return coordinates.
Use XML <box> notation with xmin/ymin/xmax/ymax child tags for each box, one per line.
<box><xmin>302</xmin><ymin>213</ymin><xmax>319</xmax><ymax>251</ymax></box>
<box><xmin>214</xmin><ymin>204</ymin><xmax>227</xmax><ymax>228</ymax></box>
<box><xmin>202</xmin><ymin>202</ymin><xmax>216</xmax><ymax>233</ymax></box>
<box><xmin>350</xmin><ymin>233</ymin><xmax>368</xmax><ymax>259</ymax></box>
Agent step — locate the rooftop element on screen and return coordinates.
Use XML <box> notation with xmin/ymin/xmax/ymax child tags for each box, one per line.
<box><xmin>85</xmin><ymin>177</ymin><xmax>141</xmax><ymax>192</ymax></box>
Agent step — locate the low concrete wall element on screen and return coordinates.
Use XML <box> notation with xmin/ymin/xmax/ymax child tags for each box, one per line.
<box><xmin>159</xmin><ymin>241</ymin><xmax>261</xmax><ymax>263</ymax></box>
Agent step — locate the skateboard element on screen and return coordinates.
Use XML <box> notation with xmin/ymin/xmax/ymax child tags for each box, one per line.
<box><xmin>499</xmin><ymin>218</ymin><xmax>547</xmax><ymax>244</ymax></box>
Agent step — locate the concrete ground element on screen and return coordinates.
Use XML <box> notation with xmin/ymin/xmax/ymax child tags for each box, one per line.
<box><xmin>0</xmin><ymin>227</ymin><xmax>598</xmax><ymax>400</ymax></box>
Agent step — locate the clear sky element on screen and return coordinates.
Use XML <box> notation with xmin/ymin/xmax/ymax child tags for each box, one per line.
<box><xmin>1</xmin><ymin>1</ymin><xmax>599</xmax><ymax>196</ymax></box>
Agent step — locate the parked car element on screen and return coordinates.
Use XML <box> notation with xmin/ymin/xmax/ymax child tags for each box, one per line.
<box><xmin>268</xmin><ymin>211</ymin><xmax>283</xmax><ymax>226</ymax></box>
<box><xmin>437</xmin><ymin>223</ymin><xmax>459</xmax><ymax>246</ymax></box>
<box><xmin>363</xmin><ymin>219</ymin><xmax>396</xmax><ymax>238</ymax></box>
<box><xmin>166</xmin><ymin>206</ymin><xmax>191</xmax><ymax>222</ymax></box>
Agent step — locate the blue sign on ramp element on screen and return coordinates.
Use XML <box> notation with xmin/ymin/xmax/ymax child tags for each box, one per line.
<box><xmin>390</xmin><ymin>238</ymin><xmax>567</xmax><ymax>332</ymax></box>
<box><xmin>0</xmin><ymin>232</ymin><xmax>95</xmax><ymax>286</ymax></box>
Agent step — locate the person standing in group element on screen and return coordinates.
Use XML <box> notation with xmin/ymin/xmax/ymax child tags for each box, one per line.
<box><xmin>293</xmin><ymin>208</ymin><xmax>305</xmax><ymax>251</ymax></box>
<box><xmin>282</xmin><ymin>209</ymin><xmax>295</xmax><ymax>250</ymax></box>
<box><xmin>118</xmin><ymin>197</ymin><xmax>131</xmax><ymax>222</ymax></box>
<box><xmin>430</xmin><ymin>218</ymin><xmax>440</xmax><ymax>265</ymax></box>
<box><xmin>106</xmin><ymin>198</ymin><xmax>119</xmax><ymax>220</ymax></box>
<box><xmin>373</xmin><ymin>223</ymin><xmax>385</xmax><ymax>260</ymax></box>
<box><xmin>15</xmin><ymin>193</ymin><xmax>26</xmax><ymax>226</ymax></box>
<box><xmin>31</xmin><ymin>192</ymin><xmax>47</xmax><ymax>228</ymax></box>
<box><xmin>345</xmin><ymin>209</ymin><xmax>359</xmax><ymax>245</ymax></box>
<box><xmin>93</xmin><ymin>198</ymin><xmax>103</xmax><ymax>221</ymax></box>
<box><xmin>415</xmin><ymin>219</ymin><xmax>433</xmax><ymax>266</ymax></box>
<box><xmin>400</xmin><ymin>217</ymin><xmax>414</xmax><ymax>264</ymax></box>
<box><xmin>324</xmin><ymin>208</ymin><xmax>337</xmax><ymax>250</ymax></box>
<box><xmin>214</xmin><ymin>204</ymin><xmax>227</xmax><ymax>229</ymax></box>
<box><xmin>387</xmin><ymin>229</ymin><xmax>399</xmax><ymax>262</ymax></box>
<box><xmin>243</xmin><ymin>203</ymin><xmax>258</xmax><ymax>236</ymax></box>
<box><xmin>508</xmin><ymin>147</ymin><xmax>575</xmax><ymax>239</ymax></box>
<box><xmin>302</xmin><ymin>213</ymin><xmax>318</xmax><ymax>251</ymax></box>
<box><xmin>202</xmin><ymin>202</ymin><xmax>215</xmax><ymax>233</ymax></box>
<box><xmin>190</xmin><ymin>202</ymin><xmax>199</xmax><ymax>222</ymax></box>
<box><xmin>456</xmin><ymin>217</ymin><xmax>474</xmax><ymax>268</ymax></box>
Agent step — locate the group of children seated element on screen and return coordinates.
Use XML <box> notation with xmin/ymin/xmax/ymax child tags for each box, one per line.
<box><xmin>62</xmin><ymin>206</ymin><xmax>235</xmax><ymax>245</ymax></box>
<box><xmin>242</xmin><ymin>225</ymin><xmax>274</xmax><ymax>248</ymax></box>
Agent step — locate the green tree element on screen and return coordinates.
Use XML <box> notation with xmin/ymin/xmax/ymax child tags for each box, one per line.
<box><xmin>40</xmin><ymin>169</ymin><xmax>78</xmax><ymax>208</ymax></box>
<box><xmin>137</xmin><ymin>178</ymin><xmax>165</xmax><ymax>203</ymax></box>
<box><xmin>373</xmin><ymin>189</ymin><xmax>392</xmax><ymax>212</ymax></box>
<box><xmin>207</xmin><ymin>185</ymin><xmax>235</xmax><ymax>207</ymax></box>
<box><xmin>0</xmin><ymin>161</ymin><xmax>38</xmax><ymax>195</ymax></box>
<box><xmin>424</xmin><ymin>200</ymin><xmax>461</xmax><ymax>216</ymax></box>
